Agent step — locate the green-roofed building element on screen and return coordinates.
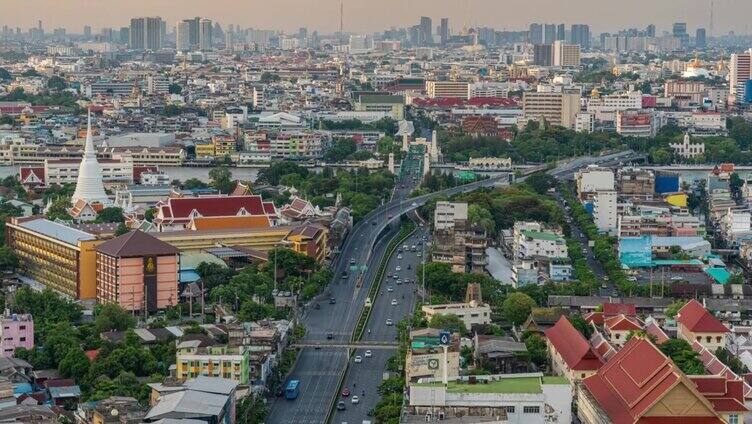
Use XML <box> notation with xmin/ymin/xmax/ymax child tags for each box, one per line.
<box><xmin>354</xmin><ymin>93</ymin><xmax>405</xmax><ymax>120</ymax></box>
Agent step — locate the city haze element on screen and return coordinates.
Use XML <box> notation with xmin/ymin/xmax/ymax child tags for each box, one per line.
<box><xmin>2</xmin><ymin>0</ymin><xmax>751</xmax><ymax>34</ymax></box>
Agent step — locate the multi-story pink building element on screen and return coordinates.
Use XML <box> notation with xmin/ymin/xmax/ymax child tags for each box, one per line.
<box><xmin>0</xmin><ymin>314</ymin><xmax>34</xmax><ymax>357</ymax></box>
<box><xmin>95</xmin><ymin>230</ymin><xmax>180</xmax><ymax>312</ymax></box>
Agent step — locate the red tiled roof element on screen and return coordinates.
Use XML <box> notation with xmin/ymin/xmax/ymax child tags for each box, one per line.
<box><xmin>637</xmin><ymin>418</ymin><xmax>723</xmax><ymax>423</ymax></box>
<box><xmin>158</xmin><ymin>195</ymin><xmax>275</xmax><ymax>224</ymax></box>
<box><xmin>690</xmin><ymin>376</ymin><xmax>748</xmax><ymax>413</ymax></box>
<box><xmin>582</xmin><ymin>338</ymin><xmax>720</xmax><ymax>424</ymax></box>
<box><xmin>19</xmin><ymin>166</ymin><xmax>45</xmax><ymax>185</ymax></box>
<box><xmin>644</xmin><ymin>321</ymin><xmax>670</xmax><ymax>344</ymax></box>
<box><xmin>584</xmin><ymin>311</ymin><xmax>604</xmax><ymax>325</ymax></box>
<box><xmin>677</xmin><ymin>299</ymin><xmax>729</xmax><ymax>334</ymax></box>
<box><xmin>603</xmin><ymin>303</ymin><xmax>637</xmax><ymax>317</ymax></box>
<box><xmin>545</xmin><ymin>316</ymin><xmax>604</xmax><ymax>371</ymax></box>
<box><xmin>133</xmin><ymin>165</ymin><xmax>159</xmax><ymax>182</ymax></box>
<box><xmin>604</xmin><ymin>314</ymin><xmax>643</xmax><ymax>332</ymax></box>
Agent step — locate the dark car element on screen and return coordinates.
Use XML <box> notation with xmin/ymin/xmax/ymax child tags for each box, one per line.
<box><xmin>327</xmin><ymin>331</ymin><xmax>334</xmax><ymax>339</ymax></box>
<box><xmin>337</xmin><ymin>401</ymin><xmax>346</xmax><ymax>410</ymax></box>
<box><xmin>329</xmin><ymin>297</ymin><xmax>336</xmax><ymax>304</ymax></box>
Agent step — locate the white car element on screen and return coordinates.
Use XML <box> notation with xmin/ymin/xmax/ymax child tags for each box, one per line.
<box><xmin>395</xmin><ymin>266</ymin><xmax>402</xmax><ymax>272</ymax></box>
<box><xmin>391</xmin><ymin>299</ymin><xmax>398</xmax><ymax>306</ymax></box>
<box><xmin>354</xmin><ymin>355</ymin><xmax>362</xmax><ymax>363</ymax></box>
<box><xmin>385</xmin><ymin>319</ymin><xmax>393</xmax><ymax>326</ymax></box>
<box><xmin>397</xmin><ymin>254</ymin><xmax>403</xmax><ymax>260</ymax></box>
<box><xmin>387</xmin><ymin>287</ymin><xmax>394</xmax><ymax>292</ymax></box>
<box><xmin>351</xmin><ymin>395</ymin><xmax>360</xmax><ymax>404</ymax></box>
<box><xmin>364</xmin><ymin>350</ymin><xmax>372</xmax><ymax>358</ymax></box>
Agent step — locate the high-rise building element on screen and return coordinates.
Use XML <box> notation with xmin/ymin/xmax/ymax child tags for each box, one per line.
<box><xmin>419</xmin><ymin>16</ymin><xmax>432</xmax><ymax>46</ymax></box>
<box><xmin>199</xmin><ymin>18</ymin><xmax>213</xmax><ymax>50</ymax></box>
<box><xmin>176</xmin><ymin>20</ymin><xmax>191</xmax><ymax>52</ymax></box>
<box><xmin>529</xmin><ymin>23</ymin><xmax>543</xmax><ymax>44</ymax></box>
<box><xmin>129</xmin><ymin>17</ymin><xmax>163</xmax><ymax>50</ymax></box>
<box><xmin>553</xmin><ymin>41</ymin><xmax>581</xmax><ymax>68</ymax></box>
<box><xmin>83</xmin><ymin>25</ymin><xmax>91</xmax><ymax>39</ymax></box>
<box><xmin>646</xmin><ymin>24</ymin><xmax>656</xmax><ymax>37</ymax></box>
<box><xmin>730</xmin><ymin>50</ymin><xmax>752</xmax><ymax>104</ymax></box>
<box><xmin>696</xmin><ymin>28</ymin><xmax>707</xmax><ymax>48</ymax></box>
<box><xmin>556</xmin><ymin>24</ymin><xmax>566</xmax><ymax>41</ymax></box>
<box><xmin>571</xmin><ymin>24</ymin><xmax>590</xmax><ymax>49</ymax></box>
<box><xmin>544</xmin><ymin>24</ymin><xmax>556</xmax><ymax>44</ymax></box>
<box><xmin>523</xmin><ymin>90</ymin><xmax>581</xmax><ymax>129</ymax></box>
<box><xmin>673</xmin><ymin>22</ymin><xmax>689</xmax><ymax>47</ymax></box>
<box><xmin>440</xmin><ymin>18</ymin><xmax>449</xmax><ymax>45</ymax></box>
<box><xmin>188</xmin><ymin>17</ymin><xmax>200</xmax><ymax>47</ymax></box>
<box><xmin>533</xmin><ymin>44</ymin><xmax>553</xmax><ymax>66</ymax></box>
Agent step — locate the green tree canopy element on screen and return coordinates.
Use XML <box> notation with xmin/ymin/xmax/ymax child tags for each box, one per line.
<box><xmin>209</xmin><ymin>166</ymin><xmax>235</xmax><ymax>194</ymax></box>
<box><xmin>94</xmin><ymin>303</ymin><xmax>136</xmax><ymax>334</ymax></box>
<box><xmin>502</xmin><ymin>292</ymin><xmax>536</xmax><ymax>325</ymax></box>
<box><xmin>95</xmin><ymin>207</ymin><xmax>125</xmax><ymax>223</ymax></box>
<box><xmin>428</xmin><ymin>313</ymin><xmax>468</xmax><ymax>336</ymax></box>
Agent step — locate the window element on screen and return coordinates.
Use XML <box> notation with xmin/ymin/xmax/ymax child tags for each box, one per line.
<box><xmin>502</xmin><ymin>406</ymin><xmax>515</xmax><ymax>414</ymax></box>
<box><xmin>716</xmin><ymin>336</ymin><xmax>722</xmax><ymax>343</ymax></box>
<box><xmin>19</xmin><ymin>337</ymin><xmax>25</xmax><ymax>342</ymax></box>
<box><xmin>523</xmin><ymin>406</ymin><xmax>540</xmax><ymax>414</ymax></box>
<box><xmin>706</xmin><ymin>336</ymin><xmax>711</xmax><ymax>343</ymax></box>
<box><xmin>729</xmin><ymin>414</ymin><xmax>739</xmax><ymax>424</ymax></box>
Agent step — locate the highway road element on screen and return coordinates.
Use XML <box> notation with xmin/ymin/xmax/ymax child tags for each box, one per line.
<box><xmin>332</xmin><ymin>213</ymin><xmax>428</xmax><ymax>423</ymax></box>
<box><xmin>266</xmin><ymin>149</ymin><xmax>641</xmax><ymax>423</ymax></box>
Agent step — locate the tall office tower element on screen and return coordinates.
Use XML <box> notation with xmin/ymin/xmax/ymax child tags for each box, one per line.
<box><xmin>119</xmin><ymin>27</ymin><xmax>129</xmax><ymax>44</ymax></box>
<box><xmin>160</xmin><ymin>20</ymin><xmax>167</xmax><ymax>45</ymax></box>
<box><xmin>101</xmin><ymin>28</ymin><xmax>113</xmax><ymax>42</ymax></box>
<box><xmin>729</xmin><ymin>50</ymin><xmax>752</xmax><ymax>104</ymax></box>
<box><xmin>129</xmin><ymin>18</ymin><xmax>145</xmax><ymax>49</ymax></box>
<box><xmin>199</xmin><ymin>18</ymin><xmax>213</xmax><ymax>50</ymax></box>
<box><xmin>556</xmin><ymin>24</ymin><xmax>566</xmax><ymax>41</ymax></box>
<box><xmin>176</xmin><ymin>20</ymin><xmax>191</xmax><ymax>51</ymax></box>
<box><xmin>696</xmin><ymin>28</ymin><xmax>707</xmax><ymax>48</ymax></box>
<box><xmin>529</xmin><ymin>23</ymin><xmax>543</xmax><ymax>44</ymax></box>
<box><xmin>37</xmin><ymin>20</ymin><xmax>43</xmax><ymax>35</ymax></box>
<box><xmin>533</xmin><ymin>44</ymin><xmax>553</xmax><ymax>66</ymax></box>
<box><xmin>409</xmin><ymin>25</ymin><xmax>421</xmax><ymax>46</ymax></box>
<box><xmin>673</xmin><ymin>22</ymin><xmax>689</xmax><ymax>47</ymax></box>
<box><xmin>440</xmin><ymin>18</ymin><xmax>449</xmax><ymax>45</ymax></box>
<box><xmin>419</xmin><ymin>16</ymin><xmax>432</xmax><ymax>46</ymax></box>
<box><xmin>543</xmin><ymin>24</ymin><xmax>556</xmax><ymax>44</ymax></box>
<box><xmin>83</xmin><ymin>25</ymin><xmax>92</xmax><ymax>39</ymax></box>
<box><xmin>570</xmin><ymin>24</ymin><xmax>590</xmax><ymax>49</ymax></box>
<box><xmin>298</xmin><ymin>27</ymin><xmax>308</xmax><ymax>40</ymax></box>
<box><xmin>188</xmin><ymin>17</ymin><xmax>200</xmax><ymax>47</ymax></box>
<box><xmin>646</xmin><ymin>24</ymin><xmax>656</xmax><ymax>37</ymax></box>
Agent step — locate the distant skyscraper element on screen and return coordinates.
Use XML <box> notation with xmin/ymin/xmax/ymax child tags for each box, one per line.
<box><xmin>533</xmin><ymin>44</ymin><xmax>553</xmax><ymax>66</ymax></box>
<box><xmin>419</xmin><ymin>16</ymin><xmax>432</xmax><ymax>46</ymax></box>
<box><xmin>529</xmin><ymin>23</ymin><xmax>543</xmax><ymax>44</ymax></box>
<box><xmin>571</xmin><ymin>24</ymin><xmax>590</xmax><ymax>49</ymax></box>
<box><xmin>544</xmin><ymin>24</ymin><xmax>556</xmax><ymax>44</ymax></box>
<box><xmin>556</xmin><ymin>24</ymin><xmax>566</xmax><ymax>41</ymax></box>
<box><xmin>176</xmin><ymin>20</ymin><xmax>191</xmax><ymax>51</ymax></box>
<box><xmin>646</xmin><ymin>24</ymin><xmax>656</xmax><ymax>37</ymax></box>
<box><xmin>199</xmin><ymin>18</ymin><xmax>213</xmax><ymax>50</ymax></box>
<box><xmin>730</xmin><ymin>50</ymin><xmax>752</xmax><ymax>104</ymax></box>
<box><xmin>83</xmin><ymin>25</ymin><xmax>91</xmax><ymax>39</ymax></box>
<box><xmin>696</xmin><ymin>28</ymin><xmax>707</xmax><ymax>48</ymax></box>
<box><xmin>188</xmin><ymin>17</ymin><xmax>200</xmax><ymax>47</ymax></box>
<box><xmin>119</xmin><ymin>27</ymin><xmax>129</xmax><ymax>44</ymax></box>
<box><xmin>129</xmin><ymin>17</ymin><xmax>162</xmax><ymax>50</ymax></box>
<box><xmin>440</xmin><ymin>18</ymin><xmax>449</xmax><ymax>45</ymax></box>
<box><xmin>673</xmin><ymin>22</ymin><xmax>689</xmax><ymax>47</ymax></box>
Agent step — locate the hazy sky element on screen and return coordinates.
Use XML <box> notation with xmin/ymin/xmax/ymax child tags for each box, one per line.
<box><xmin>2</xmin><ymin>0</ymin><xmax>750</xmax><ymax>35</ymax></box>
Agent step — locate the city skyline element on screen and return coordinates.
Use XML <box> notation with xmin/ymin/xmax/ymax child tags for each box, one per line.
<box><xmin>2</xmin><ymin>0</ymin><xmax>751</xmax><ymax>35</ymax></box>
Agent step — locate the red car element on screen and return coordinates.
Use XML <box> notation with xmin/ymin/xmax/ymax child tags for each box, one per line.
<box><xmin>342</xmin><ymin>387</ymin><xmax>350</xmax><ymax>397</ymax></box>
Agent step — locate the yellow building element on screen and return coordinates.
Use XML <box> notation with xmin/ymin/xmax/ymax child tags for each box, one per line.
<box><xmin>175</xmin><ymin>341</ymin><xmax>250</xmax><ymax>384</ymax></box>
<box><xmin>194</xmin><ymin>142</ymin><xmax>216</xmax><ymax>158</ymax></box>
<box><xmin>212</xmin><ymin>136</ymin><xmax>237</xmax><ymax>157</ymax></box>
<box><xmin>155</xmin><ymin>226</ymin><xmax>296</xmax><ymax>253</ymax></box>
<box><xmin>6</xmin><ymin>217</ymin><xmax>101</xmax><ymax>299</ymax></box>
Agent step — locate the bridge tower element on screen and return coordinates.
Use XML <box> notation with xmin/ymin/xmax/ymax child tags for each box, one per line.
<box><xmin>423</xmin><ymin>151</ymin><xmax>430</xmax><ymax>176</ymax></box>
<box><xmin>388</xmin><ymin>152</ymin><xmax>395</xmax><ymax>174</ymax></box>
<box><xmin>429</xmin><ymin>129</ymin><xmax>440</xmax><ymax>162</ymax></box>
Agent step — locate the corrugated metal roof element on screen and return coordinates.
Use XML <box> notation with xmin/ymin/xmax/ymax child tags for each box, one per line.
<box><xmin>17</xmin><ymin>219</ymin><xmax>95</xmax><ymax>246</ymax></box>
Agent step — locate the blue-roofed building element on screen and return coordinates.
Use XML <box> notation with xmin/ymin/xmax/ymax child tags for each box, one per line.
<box><xmin>619</xmin><ymin>235</ymin><xmax>712</xmax><ymax>268</ymax></box>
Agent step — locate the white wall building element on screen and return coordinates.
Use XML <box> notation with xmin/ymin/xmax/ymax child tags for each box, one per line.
<box><xmin>593</xmin><ymin>190</ymin><xmax>618</xmax><ymax>235</ymax></box>
<box><xmin>434</xmin><ymin>201</ymin><xmax>468</xmax><ymax>230</ymax></box>
<box><xmin>575</xmin><ymin>166</ymin><xmax>615</xmax><ymax>199</ymax></box>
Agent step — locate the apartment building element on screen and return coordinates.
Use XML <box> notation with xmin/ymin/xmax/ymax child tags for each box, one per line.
<box><xmin>617</xmin><ymin>168</ymin><xmax>655</xmax><ymax>199</ymax></box>
<box><xmin>522</xmin><ymin>90</ymin><xmax>580</xmax><ymax>129</ymax></box>
<box><xmin>575</xmin><ymin>166</ymin><xmax>615</xmax><ymax>201</ymax></box>
<box><xmin>433</xmin><ymin>201</ymin><xmax>468</xmax><ymax>230</ymax></box>
<box><xmin>616</xmin><ymin>110</ymin><xmax>656</xmax><ymax>137</ymax></box>
<box><xmin>552</xmin><ymin>41</ymin><xmax>581</xmax><ymax>68</ymax></box>
<box><xmin>421</xmin><ymin>301</ymin><xmax>491</xmax><ymax>330</ymax></box>
<box><xmin>512</xmin><ymin>222</ymin><xmax>568</xmax><ymax>260</ymax></box>
<box><xmin>176</xmin><ymin>343</ymin><xmax>250</xmax><ymax>385</ymax></box>
<box><xmin>592</xmin><ymin>190</ymin><xmax>617</xmax><ymax>235</ymax></box>
<box><xmin>432</xmin><ymin>221</ymin><xmax>487</xmax><ymax>274</ymax></box>
<box><xmin>426</xmin><ymin>81</ymin><xmax>470</xmax><ymax>99</ymax></box>
<box><xmin>0</xmin><ymin>314</ymin><xmax>33</xmax><ymax>357</ymax></box>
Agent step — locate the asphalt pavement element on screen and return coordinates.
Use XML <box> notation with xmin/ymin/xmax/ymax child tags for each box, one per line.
<box><xmin>332</xmin><ymin>218</ymin><xmax>429</xmax><ymax>424</ymax></box>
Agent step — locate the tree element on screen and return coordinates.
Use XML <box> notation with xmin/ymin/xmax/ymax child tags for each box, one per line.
<box><xmin>0</xmin><ymin>68</ymin><xmax>10</xmax><ymax>81</ymax></box>
<box><xmin>209</xmin><ymin>166</ymin><xmax>235</xmax><ymax>194</ymax></box>
<box><xmin>238</xmin><ymin>301</ymin><xmax>274</xmax><ymax>322</ymax></box>
<box><xmin>46</xmin><ymin>198</ymin><xmax>72</xmax><ymax>221</ymax></box>
<box><xmin>525</xmin><ymin>173</ymin><xmax>556</xmax><ymax>195</ymax></box>
<box><xmin>0</xmin><ymin>246</ymin><xmax>19</xmax><ymax>272</ymax></box>
<box><xmin>95</xmin><ymin>207</ymin><xmax>125</xmax><ymax>223</ymax></box>
<box><xmin>161</xmin><ymin>104</ymin><xmax>182</xmax><ymax>116</ymax></box>
<box><xmin>323</xmin><ymin>139</ymin><xmax>357</xmax><ymax>163</ymax></box>
<box><xmin>168</xmin><ymin>83</ymin><xmax>183</xmax><ymax>94</ymax></box>
<box><xmin>468</xmin><ymin>204</ymin><xmax>495</xmax><ymax>234</ymax></box>
<box><xmin>21</xmin><ymin>69</ymin><xmax>40</xmax><ymax>77</ymax></box>
<box><xmin>58</xmin><ymin>347</ymin><xmax>90</xmax><ymax>381</ymax></box>
<box><xmin>715</xmin><ymin>347</ymin><xmax>749</xmax><ymax>374</ymax></box>
<box><xmin>428</xmin><ymin>313</ymin><xmax>468</xmax><ymax>336</ymax></box>
<box><xmin>114</xmin><ymin>222</ymin><xmax>129</xmax><ymax>236</ymax></box>
<box><xmin>522</xmin><ymin>332</ymin><xmax>548</xmax><ymax>368</ymax></box>
<box><xmin>0</xmin><ymin>116</ymin><xmax>13</xmax><ymax>126</ymax></box>
<box><xmin>568</xmin><ymin>315</ymin><xmax>593</xmax><ymax>339</ymax></box>
<box><xmin>182</xmin><ymin>178</ymin><xmax>209</xmax><ymax>190</ymax></box>
<box><xmin>502</xmin><ymin>292</ymin><xmax>536</xmax><ymax>325</ymax></box>
<box><xmin>94</xmin><ymin>303</ymin><xmax>136</xmax><ymax>334</ymax></box>
<box><xmin>47</xmin><ymin>75</ymin><xmax>67</xmax><ymax>91</ymax></box>
<box><xmin>729</xmin><ymin>117</ymin><xmax>752</xmax><ymax>150</ymax></box>
<box><xmin>659</xmin><ymin>338</ymin><xmax>706</xmax><ymax>375</ymax></box>
<box><xmin>730</xmin><ymin>172</ymin><xmax>744</xmax><ymax>194</ymax></box>
<box><xmin>260</xmin><ymin>72</ymin><xmax>280</xmax><ymax>83</ymax></box>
